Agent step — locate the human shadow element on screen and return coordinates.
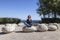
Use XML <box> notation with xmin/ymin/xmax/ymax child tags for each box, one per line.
<box><xmin>48</xmin><ymin>30</ymin><xmax>55</xmax><ymax>31</ymax></box>
<box><xmin>15</xmin><ymin>31</ymin><xmax>34</xmax><ymax>33</ymax></box>
<box><xmin>0</xmin><ymin>32</ymin><xmax>7</xmax><ymax>35</ymax></box>
<box><xmin>35</xmin><ymin>30</ymin><xmax>47</xmax><ymax>33</ymax></box>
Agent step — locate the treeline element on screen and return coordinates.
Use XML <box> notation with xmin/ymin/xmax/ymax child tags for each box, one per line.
<box><xmin>37</xmin><ymin>0</ymin><xmax>60</xmax><ymax>23</ymax></box>
<box><xmin>42</xmin><ymin>18</ymin><xmax>60</xmax><ymax>23</ymax></box>
<box><xmin>0</xmin><ymin>18</ymin><xmax>21</xmax><ymax>24</ymax></box>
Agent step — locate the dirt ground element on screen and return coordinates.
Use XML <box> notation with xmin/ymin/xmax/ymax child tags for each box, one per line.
<box><xmin>0</xmin><ymin>25</ymin><xmax>60</xmax><ymax>40</ymax></box>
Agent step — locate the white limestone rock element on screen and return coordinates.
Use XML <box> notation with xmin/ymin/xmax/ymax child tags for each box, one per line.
<box><xmin>37</xmin><ymin>24</ymin><xmax>48</xmax><ymax>32</ymax></box>
<box><xmin>53</xmin><ymin>23</ymin><xmax>59</xmax><ymax>29</ymax></box>
<box><xmin>2</xmin><ymin>24</ymin><xmax>17</xmax><ymax>33</ymax></box>
<box><xmin>48</xmin><ymin>24</ymin><xmax>57</xmax><ymax>31</ymax></box>
<box><xmin>5</xmin><ymin>23</ymin><xmax>12</xmax><ymax>26</ymax></box>
<box><xmin>23</xmin><ymin>26</ymin><xmax>37</xmax><ymax>32</ymax></box>
<box><xmin>48</xmin><ymin>23</ymin><xmax>59</xmax><ymax>29</ymax></box>
<box><xmin>0</xmin><ymin>24</ymin><xmax>5</xmax><ymax>32</ymax></box>
<box><xmin>18</xmin><ymin>23</ymin><xmax>25</xmax><ymax>27</ymax></box>
<box><xmin>32</xmin><ymin>23</ymin><xmax>39</xmax><ymax>26</ymax></box>
<box><xmin>58</xmin><ymin>23</ymin><xmax>60</xmax><ymax>29</ymax></box>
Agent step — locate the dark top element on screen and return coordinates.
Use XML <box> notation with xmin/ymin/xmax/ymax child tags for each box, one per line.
<box><xmin>26</xmin><ymin>19</ymin><xmax>32</xmax><ymax>25</ymax></box>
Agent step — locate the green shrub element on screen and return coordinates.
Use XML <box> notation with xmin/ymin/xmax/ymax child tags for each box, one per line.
<box><xmin>42</xmin><ymin>18</ymin><xmax>60</xmax><ymax>23</ymax></box>
<box><xmin>0</xmin><ymin>18</ymin><xmax>21</xmax><ymax>24</ymax></box>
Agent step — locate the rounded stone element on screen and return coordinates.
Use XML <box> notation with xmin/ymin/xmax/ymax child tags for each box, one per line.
<box><xmin>37</xmin><ymin>24</ymin><xmax>48</xmax><ymax>32</ymax></box>
<box><xmin>23</xmin><ymin>26</ymin><xmax>37</xmax><ymax>32</ymax></box>
<box><xmin>48</xmin><ymin>24</ymin><xmax>57</xmax><ymax>31</ymax></box>
<box><xmin>18</xmin><ymin>23</ymin><xmax>25</xmax><ymax>27</ymax></box>
<box><xmin>2</xmin><ymin>24</ymin><xmax>17</xmax><ymax>33</ymax></box>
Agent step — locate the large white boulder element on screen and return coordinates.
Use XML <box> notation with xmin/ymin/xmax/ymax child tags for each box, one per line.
<box><xmin>53</xmin><ymin>23</ymin><xmax>59</xmax><ymax>29</ymax></box>
<box><xmin>0</xmin><ymin>24</ymin><xmax>5</xmax><ymax>32</ymax></box>
<box><xmin>48</xmin><ymin>24</ymin><xmax>57</xmax><ymax>31</ymax></box>
<box><xmin>5</xmin><ymin>23</ymin><xmax>12</xmax><ymax>26</ymax></box>
<box><xmin>0</xmin><ymin>24</ymin><xmax>5</xmax><ymax>27</ymax></box>
<box><xmin>18</xmin><ymin>23</ymin><xmax>25</xmax><ymax>27</ymax></box>
<box><xmin>32</xmin><ymin>23</ymin><xmax>39</xmax><ymax>26</ymax></box>
<box><xmin>37</xmin><ymin>24</ymin><xmax>48</xmax><ymax>32</ymax></box>
<box><xmin>2</xmin><ymin>24</ymin><xmax>17</xmax><ymax>33</ymax></box>
<box><xmin>58</xmin><ymin>23</ymin><xmax>60</xmax><ymax>29</ymax></box>
<box><xmin>44</xmin><ymin>23</ymin><xmax>48</xmax><ymax>26</ymax></box>
<box><xmin>23</xmin><ymin>26</ymin><xmax>37</xmax><ymax>32</ymax></box>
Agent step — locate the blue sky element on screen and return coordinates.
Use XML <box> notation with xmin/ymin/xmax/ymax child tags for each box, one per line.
<box><xmin>0</xmin><ymin>0</ymin><xmax>41</xmax><ymax>20</ymax></box>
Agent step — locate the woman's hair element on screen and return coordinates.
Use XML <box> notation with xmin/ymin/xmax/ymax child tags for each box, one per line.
<box><xmin>28</xmin><ymin>15</ymin><xmax>31</xmax><ymax>18</ymax></box>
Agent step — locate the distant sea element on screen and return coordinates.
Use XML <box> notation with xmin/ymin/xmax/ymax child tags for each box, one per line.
<box><xmin>21</xmin><ymin>20</ymin><xmax>41</xmax><ymax>23</ymax></box>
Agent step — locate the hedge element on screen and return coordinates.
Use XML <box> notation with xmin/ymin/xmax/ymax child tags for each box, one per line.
<box><xmin>0</xmin><ymin>18</ymin><xmax>21</xmax><ymax>24</ymax></box>
<box><xmin>42</xmin><ymin>18</ymin><xmax>60</xmax><ymax>23</ymax></box>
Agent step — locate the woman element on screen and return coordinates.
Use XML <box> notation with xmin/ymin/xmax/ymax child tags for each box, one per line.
<box><xmin>24</xmin><ymin>15</ymin><xmax>32</xmax><ymax>27</ymax></box>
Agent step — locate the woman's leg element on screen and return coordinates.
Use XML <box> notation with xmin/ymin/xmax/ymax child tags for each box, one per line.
<box><xmin>24</xmin><ymin>22</ymin><xmax>31</xmax><ymax>27</ymax></box>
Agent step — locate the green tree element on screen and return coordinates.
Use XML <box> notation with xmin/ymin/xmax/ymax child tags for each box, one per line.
<box><xmin>37</xmin><ymin>0</ymin><xmax>60</xmax><ymax>18</ymax></box>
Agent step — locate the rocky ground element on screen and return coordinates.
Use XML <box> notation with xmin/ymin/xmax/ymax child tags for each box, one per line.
<box><xmin>0</xmin><ymin>23</ymin><xmax>60</xmax><ymax>40</ymax></box>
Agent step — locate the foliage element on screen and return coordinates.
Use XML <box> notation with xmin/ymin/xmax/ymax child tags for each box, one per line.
<box><xmin>42</xmin><ymin>18</ymin><xmax>60</xmax><ymax>23</ymax></box>
<box><xmin>0</xmin><ymin>18</ymin><xmax>21</xmax><ymax>24</ymax></box>
<box><xmin>37</xmin><ymin>0</ymin><xmax>60</xmax><ymax>18</ymax></box>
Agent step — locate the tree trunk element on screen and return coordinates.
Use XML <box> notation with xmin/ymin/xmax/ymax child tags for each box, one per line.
<box><xmin>48</xmin><ymin>13</ymin><xmax>50</xmax><ymax>18</ymax></box>
<box><xmin>54</xmin><ymin>12</ymin><xmax>56</xmax><ymax>18</ymax></box>
<box><xmin>43</xmin><ymin>14</ymin><xmax>45</xmax><ymax>18</ymax></box>
<box><xmin>52</xmin><ymin>12</ymin><xmax>54</xmax><ymax>18</ymax></box>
